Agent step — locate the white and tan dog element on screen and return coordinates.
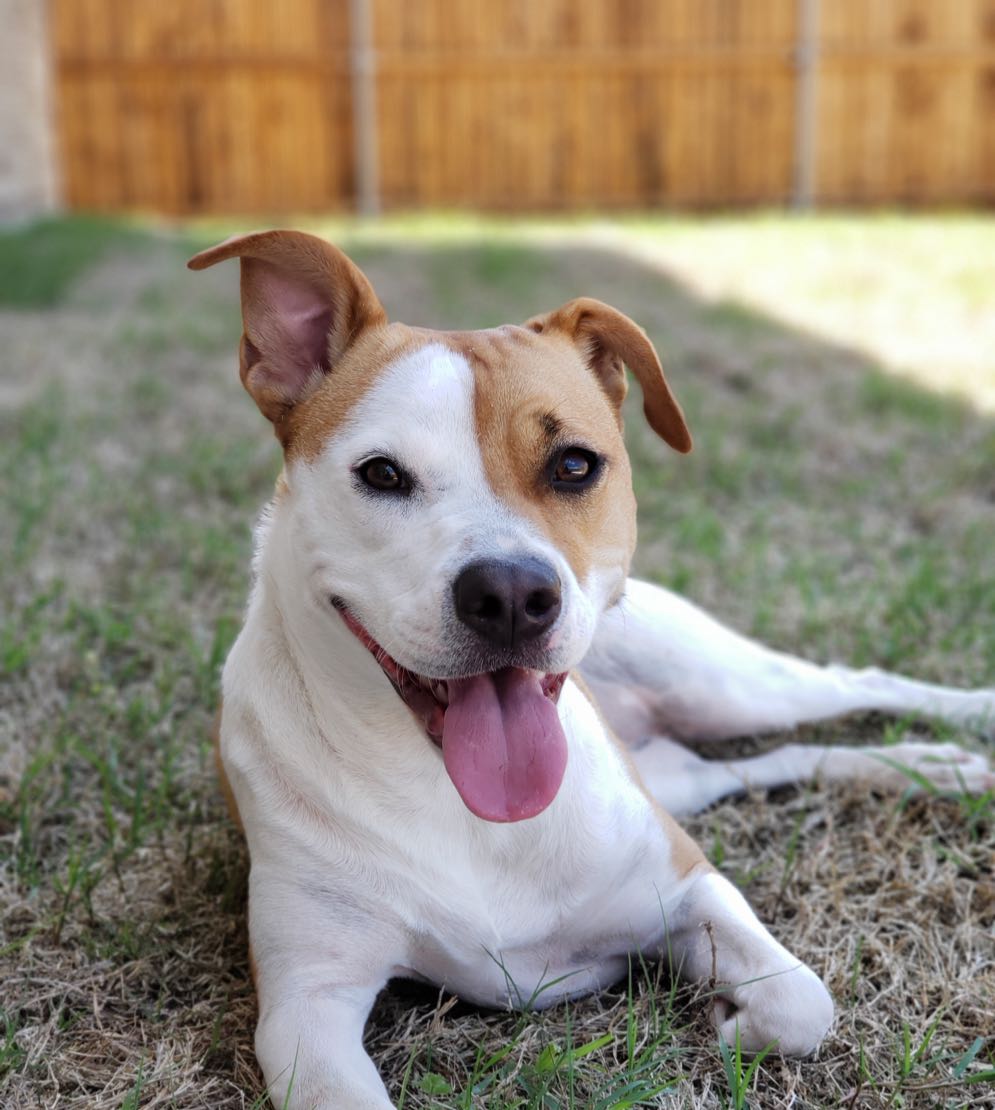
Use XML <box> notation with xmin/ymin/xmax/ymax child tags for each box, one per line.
<box><xmin>189</xmin><ymin>230</ymin><xmax>994</xmax><ymax>1110</ymax></box>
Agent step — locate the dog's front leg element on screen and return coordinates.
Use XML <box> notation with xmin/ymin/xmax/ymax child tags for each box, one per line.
<box><xmin>665</xmin><ymin>867</ymin><xmax>834</xmax><ymax>1057</ymax></box>
<box><xmin>250</xmin><ymin>873</ymin><xmax>402</xmax><ymax>1110</ymax></box>
<box><xmin>256</xmin><ymin>980</ymin><xmax>392</xmax><ymax>1110</ymax></box>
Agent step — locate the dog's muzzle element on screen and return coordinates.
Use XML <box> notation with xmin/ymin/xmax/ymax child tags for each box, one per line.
<box><xmin>337</xmin><ymin>592</ymin><xmax>569</xmax><ymax>825</ymax></box>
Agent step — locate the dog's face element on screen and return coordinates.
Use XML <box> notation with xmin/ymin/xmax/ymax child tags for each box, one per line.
<box><xmin>293</xmin><ymin>328</ymin><xmax>638</xmax><ymax>679</ymax></box>
<box><xmin>190</xmin><ymin>231</ymin><xmax>690</xmax><ymax>822</ymax></box>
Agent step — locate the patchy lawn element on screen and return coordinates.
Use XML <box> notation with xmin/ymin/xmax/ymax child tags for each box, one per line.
<box><xmin>0</xmin><ymin>214</ymin><xmax>993</xmax><ymax>1109</ymax></box>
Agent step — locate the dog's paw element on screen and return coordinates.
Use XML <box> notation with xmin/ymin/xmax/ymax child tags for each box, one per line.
<box><xmin>867</xmin><ymin>741</ymin><xmax>994</xmax><ymax>796</ymax></box>
<box><xmin>712</xmin><ymin>963</ymin><xmax>833</xmax><ymax>1058</ymax></box>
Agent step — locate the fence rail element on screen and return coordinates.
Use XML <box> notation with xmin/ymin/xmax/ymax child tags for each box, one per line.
<box><xmin>50</xmin><ymin>0</ymin><xmax>995</xmax><ymax>214</ymax></box>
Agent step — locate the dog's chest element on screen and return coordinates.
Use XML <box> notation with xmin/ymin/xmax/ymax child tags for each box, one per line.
<box><xmin>386</xmin><ymin>780</ymin><xmax>679</xmax><ymax>1007</ymax></box>
<box><xmin>403</xmin><ymin>867</ymin><xmax>665</xmax><ymax>1009</ymax></box>
<box><xmin>408</xmin><ymin>923</ymin><xmax>635</xmax><ymax>1009</ymax></box>
<box><xmin>230</xmin><ymin>646</ymin><xmax>688</xmax><ymax>1009</ymax></box>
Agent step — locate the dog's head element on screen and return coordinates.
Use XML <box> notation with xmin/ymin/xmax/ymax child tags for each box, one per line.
<box><xmin>190</xmin><ymin>230</ymin><xmax>690</xmax><ymax>822</ymax></box>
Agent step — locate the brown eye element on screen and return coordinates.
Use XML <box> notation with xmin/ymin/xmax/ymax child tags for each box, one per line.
<box><xmin>551</xmin><ymin>448</ymin><xmax>600</xmax><ymax>491</ymax></box>
<box><xmin>358</xmin><ymin>457</ymin><xmax>409</xmax><ymax>493</ymax></box>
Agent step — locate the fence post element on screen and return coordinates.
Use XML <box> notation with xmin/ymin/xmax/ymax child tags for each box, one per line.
<box><xmin>0</xmin><ymin>0</ymin><xmax>61</xmax><ymax>220</ymax></box>
<box><xmin>349</xmin><ymin>0</ymin><xmax>380</xmax><ymax>216</ymax></box>
<box><xmin>792</xmin><ymin>0</ymin><xmax>819</xmax><ymax>209</ymax></box>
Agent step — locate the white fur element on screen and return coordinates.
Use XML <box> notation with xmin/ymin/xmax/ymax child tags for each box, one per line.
<box><xmin>222</xmin><ymin>344</ymin><xmax>992</xmax><ymax>1110</ymax></box>
<box><xmin>581</xmin><ymin>578</ymin><xmax>994</xmax><ymax>813</ymax></box>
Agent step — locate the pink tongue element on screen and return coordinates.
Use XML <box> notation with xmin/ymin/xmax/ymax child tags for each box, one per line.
<box><xmin>441</xmin><ymin>668</ymin><xmax>568</xmax><ymax>822</ymax></box>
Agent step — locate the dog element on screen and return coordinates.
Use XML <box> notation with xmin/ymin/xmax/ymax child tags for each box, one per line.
<box><xmin>188</xmin><ymin>230</ymin><xmax>994</xmax><ymax>1110</ymax></box>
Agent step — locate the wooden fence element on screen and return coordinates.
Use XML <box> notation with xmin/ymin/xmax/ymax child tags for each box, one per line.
<box><xmin>50</xmin><ymin>0</ymin><xmax>995</xmax><ymax>214</ymax></box>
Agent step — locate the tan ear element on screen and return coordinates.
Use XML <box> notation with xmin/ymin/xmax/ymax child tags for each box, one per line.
<box><xmin>187</xmin><ymin>230</ymin><xmax>387</xmax><ymax>428</ymax></box>
<box><xmin>525</xmin><ymin>297</ymin><xmax>691</xmax><ymax>453</ymax></box>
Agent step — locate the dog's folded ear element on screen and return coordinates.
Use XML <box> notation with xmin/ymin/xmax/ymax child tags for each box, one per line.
<box><xmin>188</xmin><ymin>230</ymin><xmax>387</xmax><ymax>427</ymax></box>
<box><xmin>525</xmin><ymin>297</ymin><xmax>691</xmax><ymax>453</ymax></box>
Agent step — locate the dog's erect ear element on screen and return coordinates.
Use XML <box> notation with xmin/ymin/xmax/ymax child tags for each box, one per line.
<box><xmin>525</xmin><ymin>297</ymin><xmax>691</xmax><ymax>453</ymax></box>
<box><xmin>187</xmin><ymin>230</ymin><xmax>387</xmax><ymax>426</ymax></box>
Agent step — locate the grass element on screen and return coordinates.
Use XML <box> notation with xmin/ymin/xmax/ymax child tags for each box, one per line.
<box><xmin>718</xmin><ymin>1026</ymin><xmax>776</xmax><ymax>1110</ymax></box>
<box><xmin>0</xmin><ymin>213</ymin><xmax>993</xmax><ymax>1108</ymax></box>
<box><xmin>0</xmin><ymin>215</ymin><xmax>150</xmax><ymax>308</ymax></box>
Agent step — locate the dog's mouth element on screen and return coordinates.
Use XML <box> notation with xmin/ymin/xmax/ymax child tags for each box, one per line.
<box><xmin>336</xmin><ymin>605</ymin><xmax>568</xmax><ymax>823</ymax></box>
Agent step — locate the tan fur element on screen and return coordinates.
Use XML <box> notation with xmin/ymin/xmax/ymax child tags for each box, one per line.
<box><xmin>282</xmin><ymin>324</ymin><xmax>428</xmax><ymax>464</ymax></box>
<box><xmin>212</xmin><ymin>701</ymin><xmax>243</xmax><ymax>832</ymax></box>
<box><xmin>461</xmin><ymin>325</ymin><xmax>639</xmax><ymax>588</ymax></box>
<box><xmin>187</xmin><ymin>230</ymin><xmax>387</xmax><ymax>443</ymax></box>
<box><xmin>526</xmin><ymin>297</ymin><xmax>692</xmax><ymax>454</ymax></box>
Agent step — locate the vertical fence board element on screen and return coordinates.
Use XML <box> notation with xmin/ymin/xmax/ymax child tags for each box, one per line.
<box><xmin>52</xmin><ymin>0</ymin><xmax>353</xmax><ymax>214</ymax></box>
<box><xmin>51</xmin><ymin>0</ymin><xmax>994</xmax><ymax>213</ymax></box>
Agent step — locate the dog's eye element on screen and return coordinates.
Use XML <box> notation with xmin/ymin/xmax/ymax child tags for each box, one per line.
<box><xmin>551</xmin><ymin>448</ymin><xmax>600</xmax><ymax>491</ymax></box>
<box><xmin>358</xmin><ymin>457</ymin><xmax>409</xmax><ymax>493</ymax></box>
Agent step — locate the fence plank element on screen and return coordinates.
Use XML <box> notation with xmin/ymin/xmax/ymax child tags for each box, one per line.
<box><xmin>50</xmin><ymin>0</ymin><xmax>995</xmax><ymax>213</ymax></box>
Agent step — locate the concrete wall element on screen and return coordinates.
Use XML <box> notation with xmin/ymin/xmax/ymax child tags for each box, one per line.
<box><xmin>0</xmin><ymin>0</ymin><xmax>59</xmax><ymax>222</ymax></box>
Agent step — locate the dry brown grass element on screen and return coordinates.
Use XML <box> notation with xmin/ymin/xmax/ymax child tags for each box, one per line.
<box><xmin>1</xmin><ymin>215</ymin><xmax>993</xmax><ymax>1109</ymax></box>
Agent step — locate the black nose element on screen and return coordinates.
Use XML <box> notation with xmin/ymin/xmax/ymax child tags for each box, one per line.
<box><xmin>453</xmin><ymin>558</ymin><xmax>562</xmax><ymax>651</ymax></box>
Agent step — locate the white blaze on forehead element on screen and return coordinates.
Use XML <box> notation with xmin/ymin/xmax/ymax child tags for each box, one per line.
<box><xmin>334</xmin><ymin>342</ymin><xmax>481</xmax><ymax>483</ymax></box>
<box><xmin>425</xmin><ymin>348</ymin><xmax>465</xmax><ymax>391</ymax></box>
<box><xmin>324</xmin><ymin>338</ymin><xmax>569</xmax><ymax>576</ymax></box>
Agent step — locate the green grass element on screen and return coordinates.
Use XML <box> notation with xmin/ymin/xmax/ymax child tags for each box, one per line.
<box><xmin>0</xmin><ymin>215</ymin><xmax>151</xmax><ymax>308</ymax></box>
<box><xmin>388</xmin><ymin>960</ymin><xmax>686</xmax><ymax>1109</ymax></box>
<box><xmin>0</xmin><ymin>213</ymin><xmax>993</xmax><ymax>1109</ymax></box>
<box><xmin>718</xmin><ymin>1026</ymin><xmax>775</xmax><ymax>1110</ymax></box>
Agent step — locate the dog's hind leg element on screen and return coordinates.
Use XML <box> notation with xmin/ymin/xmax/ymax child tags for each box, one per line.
<box><xmin>581</xmin><ymin>577</ymin><xmax>995</xmax><ymax>744</ymax></box>
<box><xmin>631</xmin><ymin>735</ymin><xmax>994</xmax><ymax>815</ymax></box>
